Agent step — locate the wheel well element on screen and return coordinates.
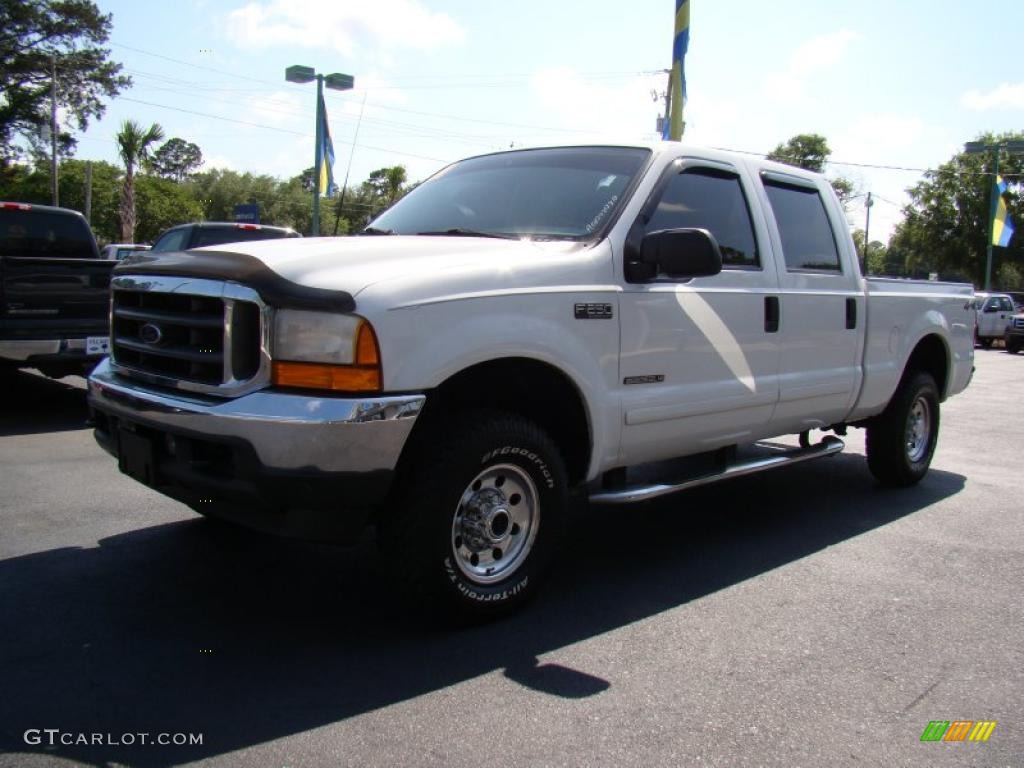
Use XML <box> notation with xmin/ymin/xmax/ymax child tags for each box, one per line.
<box><xmin>904</xmin><ymin>334</ymin><xmax>949</xmax><ymax>399</ymax></box>
<box><xmin>405</xmin><ymin>358</ymin><xmax>592</xmax><ymax>485</ymax></box>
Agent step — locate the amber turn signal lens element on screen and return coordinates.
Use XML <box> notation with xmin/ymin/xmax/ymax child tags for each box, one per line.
<box><xmin>272</xmin><ymin>361</ymin><xmax>381</xmax><ymax>392</ymax></box>
<box><xmin>355</xmin><ymin>321</ymin><xmax>380</xmax><ymax>365</ymax></box>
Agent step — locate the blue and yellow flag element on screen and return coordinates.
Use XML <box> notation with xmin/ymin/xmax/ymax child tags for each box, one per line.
<box><xmin>662</xmin><ymin>0</ymin><xmax>689</xmax><ymax>141</ymax></box>
<box><xmin>993</xmin><ymin>175</ymin><xmax>1014</xmax><ymax>247</ymax></box>
<box><xmin>317</xmin><ymin>91</ymin><xmax>336</xmax><ymax>198</ymax></box>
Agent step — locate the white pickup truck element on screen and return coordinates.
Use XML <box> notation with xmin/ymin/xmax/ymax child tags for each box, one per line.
<box><xmin>88</xmin><ymin>143</ymin><xmax>974</xmax><ymax>618</ymax></box>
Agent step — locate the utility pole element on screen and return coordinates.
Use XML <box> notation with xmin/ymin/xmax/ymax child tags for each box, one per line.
<box><xmin>662</xmin><ymin>68</ymin><xmax>671</xmax><ymax>136</ymax></box>
<box><xmin>50</xmin><ymin>57</ymin><xmax>58</xmax><ymax>207</ymax></box>
<box><xmin>863</xmin><ymin>191</ymin><xmax>873</xmax><ymax>274</ymax></box>
<box><xmin>84</xmin><ymin>161</ymin><xmax>93</xmax><ymax>223</ymax></box>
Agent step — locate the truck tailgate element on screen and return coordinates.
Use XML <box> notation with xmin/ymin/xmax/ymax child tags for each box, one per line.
<box><xmin>1</xmin><ymin>256</ymin><xmax>114</xmax><ymax>337</ymax></box>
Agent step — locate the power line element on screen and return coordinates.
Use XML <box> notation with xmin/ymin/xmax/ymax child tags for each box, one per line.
<box><xmin>111</xmin><ymin>41</ymin><xmax>1024</xmax><ymax>180</ymax></box>
<box><xmin>118</xmin><ymin>97</ymin><xmax>452</xmax><ymax>164</ymax></box>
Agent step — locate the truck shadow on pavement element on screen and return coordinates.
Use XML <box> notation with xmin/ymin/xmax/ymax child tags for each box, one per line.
<box><xmin>0</xmin><ymin>454</ymin><xmax>964</xmax><ymax>766</ymax></box>
<box><xmin>0</xmin><ymin>370</ymin><xmax>89</xmax><ymax>437</ymax></box>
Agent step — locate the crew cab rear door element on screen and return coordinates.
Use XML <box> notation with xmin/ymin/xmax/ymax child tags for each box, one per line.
<box><xmin>756</xmin><ymin>171</ymin><xmax>865</xmax><ymax>433</ymax></box>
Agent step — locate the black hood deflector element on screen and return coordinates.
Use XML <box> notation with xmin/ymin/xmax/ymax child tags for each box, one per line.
<box><xmin>114</xmin><ymin>249</ymin><xmax>356</xmax><ymax>312</ymax></box>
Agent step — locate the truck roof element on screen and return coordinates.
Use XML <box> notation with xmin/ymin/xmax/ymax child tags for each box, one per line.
<box><xmin>453</xmin><ymin>140</ymin><xmax>827</xmax><ymax>186</ymax></box>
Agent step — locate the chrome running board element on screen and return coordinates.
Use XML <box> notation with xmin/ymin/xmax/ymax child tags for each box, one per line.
<box><xmin>589</xmin><ymin>436</ymin><xmax>845</xmax><ymax>505</ymax></box>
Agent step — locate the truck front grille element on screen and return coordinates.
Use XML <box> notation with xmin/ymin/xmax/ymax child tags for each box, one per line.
<box><xmin>109</xmin><ymin>277</ymin><xmax>267</xmax><ymax>396</ymax></box>
<box><xmin>1013</xmin><ymin>317</ymin><xmax>1024</xmax><ymax>331</ymax></box>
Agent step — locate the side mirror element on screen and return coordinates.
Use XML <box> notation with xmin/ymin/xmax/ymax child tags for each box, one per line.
<box><xmin>640</xmin><ymin>228</ymin><xmax>723</xmax><ymax>280</ymax></box>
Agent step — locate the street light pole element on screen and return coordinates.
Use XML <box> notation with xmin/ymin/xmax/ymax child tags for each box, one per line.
<box><xmin>285</xmin><ymin>65</ymin><xmax>355</xmax><ymax>237</ymax></box>
<box><xmin>964</xmin><ymin>139</ymin><xmax>1024</xmax><ymax>291</ymax></box>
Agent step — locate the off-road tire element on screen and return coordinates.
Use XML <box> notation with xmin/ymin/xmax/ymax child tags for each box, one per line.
<box><xmin>866</xmin><ymin>371</ymin><xmax>940</xmax><ymax>487</ymax></box>
<box><xmin>381</xmin><ymin>410</ymin><xmax>568</xmax><ymax>621</ymax></box>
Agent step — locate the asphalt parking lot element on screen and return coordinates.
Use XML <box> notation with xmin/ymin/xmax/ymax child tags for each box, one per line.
<box><xmin>1</xmin><ymin>350</ymin><xmax>1021</xmax><ymax>768</ymax></box>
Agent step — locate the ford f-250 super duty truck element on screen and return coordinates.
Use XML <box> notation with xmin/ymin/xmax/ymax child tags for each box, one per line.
<box><xmin>87</xmin><ymin>143</ymin><xmax>974</xmax><ymax>618</ymax></box>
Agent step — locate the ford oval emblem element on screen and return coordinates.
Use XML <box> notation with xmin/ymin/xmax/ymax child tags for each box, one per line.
<box><xmin>139</xmin><ymin>323</ymin><xmax>164</xmax><ymax>345</ymax></box>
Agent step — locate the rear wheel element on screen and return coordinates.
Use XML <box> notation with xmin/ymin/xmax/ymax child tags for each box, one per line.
<box><xmin>866</xmin><ymin>371</ymin><xmax>940</xmax><ymax>487</ymax></box>
<box><xmin>381</xmin><ymin>411</ymin><xmax>568</xmax><ymax>620</ymax></box>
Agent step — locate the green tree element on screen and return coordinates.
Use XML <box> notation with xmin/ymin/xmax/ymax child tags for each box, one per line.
<box><xmin>0</xmin><ymin>0</ymin><xmax>130</xmax><ymax>164</ymax></box>
<box><xmin>890</xmin><ymin>131</ymin><xmax>1023</xmax><ymax>287</ymax></box>
<box><xmin>767</xmin><ymin>133</ymin><xmax>857</xmax><ymax>208</ymax></box>
<box><xmin>115</xmin><ymin>120</ymin><xmax>164</xmax><ymax>242</ymax></box>
<box><xmin>188</xmin><ymin>168</ymin><xmax>311</xmax><ymax>233</ymax></box>
<box><xmin>0</xmin><ymin>158</ymin><xmax>122</xmax><ymax>242</ymax></box>
<box><xmin>366</xmin><ymin>165</ymin><xmax>408</xmax><ymax>206</ymax></box>
<box><xmin>151</xmin><ymin>138</ymin><xmax>203</xmax><ymax>183</ymax></box>
<box><xmin>852</xmin><ymin>230</ymin><xmax>898</xmax><ymax>276</ymax></box>
<box><xmin>767</xmin><ymin>134</ymin><xmax>830</xmax><ymax>173</ymax></box>
<box><xmin>134</xmin><ymin>175</ymin><xmax>203</xmax><ymax>242</ymax></box>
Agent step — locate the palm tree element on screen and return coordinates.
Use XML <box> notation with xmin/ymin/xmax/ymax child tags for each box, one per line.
<box><xmin>116</xmin><ymin>120</ymin><xmax>164</xmax><ymax>242</ymax></box>
<box><xmin>383</xmin><ymin>165</ymin><xmax>407</xmax><ymax>205</ymax></box>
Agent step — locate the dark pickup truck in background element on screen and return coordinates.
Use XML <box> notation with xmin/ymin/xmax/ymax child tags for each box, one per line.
<box><xmin>1</xmin><ymin>202</ymin><xmax>115</xmax><ymax>379</ymax></box>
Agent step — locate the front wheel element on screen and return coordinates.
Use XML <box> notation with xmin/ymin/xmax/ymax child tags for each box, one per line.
<box><xmin>1006</xmin><ymin>338</ymin><xmax>1021</xmax><ymax>355</ymax></box>
<box><xmin>866</xmin><ymin>371</ymin><xmax>940</xmax><ymax>487</ymax></box>
<box><xmin>381</xmin><ymin>411</ymin><xmax>568</xmax><ymax>620</ymax></box>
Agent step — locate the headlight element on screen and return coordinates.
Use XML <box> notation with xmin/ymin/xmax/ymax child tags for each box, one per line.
<box><xmin>273</xmin><ymin>309</ymin><xmax>362</xmax><ymax>364</ymax></box>
<box><xmin>272</xmin><ymin>309</ymin><xmax>381</xmax><ymax>393</ymax></box>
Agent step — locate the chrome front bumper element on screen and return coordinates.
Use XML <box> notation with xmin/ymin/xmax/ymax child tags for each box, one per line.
<box><xmin>0</xmin><ymin>338</ymin><xmax>103</xmax><ymax>361</ymax></box>
<box><xmin>87</xmin><ymin>358</ymin><xmax>424</xmax><ymax>475</ymax></box>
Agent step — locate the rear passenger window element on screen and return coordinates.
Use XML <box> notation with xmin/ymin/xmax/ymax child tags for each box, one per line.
<box><xmin>645</xmin><ymin>168</ymin><xmax>759</xmax><ymax>268</ymax></box>
<box><xmin>763</xmin><ymin>181</ymin><xmax>841</xmax><ymax>272</ymax></box>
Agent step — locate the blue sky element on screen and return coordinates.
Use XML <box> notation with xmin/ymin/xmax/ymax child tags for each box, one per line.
<box><xmin>78</xmin><ymin>0</ymin><xmax>1024</xmax><ymax>241</ymax></box>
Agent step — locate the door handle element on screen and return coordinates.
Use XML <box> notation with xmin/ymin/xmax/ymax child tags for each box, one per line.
<box><xmin>764</xmin><ymin>296</ymin><xmax>779</xmax><ymax>333</ymax></box>
<box><xmin>846</xmin><ymin>298</ymin><xmax>857</xmax><ymax>329</ymax></box>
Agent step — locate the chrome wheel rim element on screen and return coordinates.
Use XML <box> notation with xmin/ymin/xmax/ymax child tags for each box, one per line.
<box><xmin>905</xmin><ymin>395</ymin><xmax>932</xmax><ymax>463</ymax></box>
<box><xmin>451</xmin><ymin>463</ymin><xmax>539</xmax><ymax>585</ymax></box>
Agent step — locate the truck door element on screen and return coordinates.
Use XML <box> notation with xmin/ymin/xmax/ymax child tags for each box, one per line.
<box><xmin>979</xmin><ymin>295</ymin><xmax>1012</xmax><ymax>338</ymax></box>
<box><xmin>618</xmin><ymin>159</ymin><xmax>781</xmax><ymax>466</ymax></box>
<box><xmin>757</xmin><ymin>171</ymin><xmax>864</xmax><ymax>433</ymax></box>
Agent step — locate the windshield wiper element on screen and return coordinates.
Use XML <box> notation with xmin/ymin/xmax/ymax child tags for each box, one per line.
<box><xmin>359</xmin><ymin>226</ymin><xmax>395</xmax><ymax>235</ymax></box>
<box><xmin>416</xmin><ymin>228</ymin><xmax>517</xmax><ymax>240</ymax></box>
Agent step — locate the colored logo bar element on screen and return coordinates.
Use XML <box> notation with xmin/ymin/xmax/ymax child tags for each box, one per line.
<box><xmin>920</xmin><ymin>721</ymin><xmax>997</xmax><ymax>742</ymax></box>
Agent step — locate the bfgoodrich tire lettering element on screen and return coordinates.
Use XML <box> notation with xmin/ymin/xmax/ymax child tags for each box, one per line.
<box><xmin>382</xmin><ymin>410</ymin><xmax>568</xmax><ymax>620</ymax></box>
<box><xmin>866</xmin><ymin>371</ymin><xmax>940</xmax><ymax>487</ymax></box>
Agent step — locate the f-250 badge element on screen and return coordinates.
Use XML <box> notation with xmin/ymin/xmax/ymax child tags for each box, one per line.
<box><xmin>574</xmin><ymin>303</ymin><xmax>613</xmax><ymax>319</ymax></box>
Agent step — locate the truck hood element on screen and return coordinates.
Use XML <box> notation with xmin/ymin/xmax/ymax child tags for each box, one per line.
<box><xmin>197</xmin><ymin>235</ymin><xmax>588</xmax><ymax>299</ymax></box>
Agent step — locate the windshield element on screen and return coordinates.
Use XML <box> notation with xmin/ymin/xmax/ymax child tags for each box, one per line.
<box><xmin>368</xmin><ymin>146</ymin><xmax>650</xmax><ymax>240</ymax></box>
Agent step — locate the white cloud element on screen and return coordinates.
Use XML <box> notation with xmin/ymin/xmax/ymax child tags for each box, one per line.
<box><xmin>201</xmin><ymin>154</ymin><xmax>236</xmax><ymax>171</ymax></box>
<box><xmin>527</xmin><ymin>68</ymin><xmax>666</xmax><ymax>142</ymax></box>
<box><xmin>225</xmin><ymin>0</ymin><xmax>465</xmax><ymax>56</ymax></box>
<box><xmin>764</xmin><ymin>29</ymin><xmax>861</xmax><ymax>105</ymax></box>
<box><xmin>832</xmin><ymin>114</ymin><xmax>925</xmax><ymax>161</ymax></box>
<box><xmin>244</xmin><ymin>89</ymin><xmax>308</xmax><ymax>129</ymax></box>
<box><xmin>961</xmin><ymin>83</ymin><xmax>1024</xmax><ymax>111</ymax></box>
